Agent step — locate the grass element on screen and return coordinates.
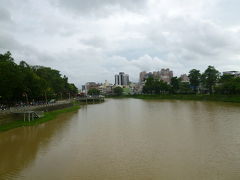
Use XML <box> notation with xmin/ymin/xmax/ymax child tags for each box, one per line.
<box><xmin>0</xmin><ymin>105</ymin><xmax>80</xmax><ymax>132</ymax></box>
<box><xmin>108</xmin><ymin>94</ymin><xmax>240</xmax><ymax>103</ymax></box>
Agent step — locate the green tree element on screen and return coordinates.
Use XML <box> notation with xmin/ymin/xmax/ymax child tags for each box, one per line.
<box><xmin>143</xmin><ymin>77</ymin><xmax>170</xmax><ymax>94</ymax></box>
<box><xmin>0</xmin><ymin>52</ymin><xmax>23</xmax><ymax>104</ymax></box>
<box><xmin>88</xmin><ymin>88</ymin><xmax>100</xmax><ymax>96</ymax></box>
<box><xmin>154</xmin><ymin>80</ymin><xmax>170</xmax><ymax>94</ymax></box>
<box><xmin>170</xmin><ymin>77</ymin><xmax>180</xmax><ymax>93</ymax></box>
<box><xmin>216</xmin><ymin>75</ymin><xmax>240</xmax><ymax>94</ymax></box>
<box><xmin>201</xmin><ymin>66</ymin><xmax>220</xmax><ymax>94</ymax></box>
<box><xmin>142</xmin><ymin>77</ymin><xmax>155</xmax><ymax>94</ymax></box>
<box><xmin>113</xmin><ymin>87</ymin><xmax>123</xmax><ymax>96</ymax></box>
<box><xmin>188</xmin><ymin>69</ymin><xmax>201</xmax><ymax>93</ymax></box>
<box><xmin>0</xmin><ymin>51</ymin><xmax>78</xmax><ymax>104</ymax></box>
<box><xmin>179</xmin><ymin>82</ymin><xmax>192</xmax><ymax>94</ymax></box>
<box><xmin>0</xmin><ymin>51</ymin><xmax>14</xmax><ymax>62</ymax></box>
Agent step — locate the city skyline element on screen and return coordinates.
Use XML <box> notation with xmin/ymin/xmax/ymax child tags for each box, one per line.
<box><xmin>82</xmin><ymin>67</ymin><xmax>240</xmax><ymax>87</ymax></box>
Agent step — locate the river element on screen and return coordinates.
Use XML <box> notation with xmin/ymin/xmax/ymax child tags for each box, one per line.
<box><xmin>0</xmin><ymin>98</ymin><xmax>240</xmax><ymax>180</ymax></box>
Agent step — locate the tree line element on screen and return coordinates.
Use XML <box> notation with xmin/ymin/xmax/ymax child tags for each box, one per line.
<box><xmin>0</xmin><ymin>51</ymin><xmax>78</xmax><ymax>105</ymax></box>
<box><xmin>143</xmin><ymin>66</ymin><xmax>240</xmax><ymax>95</ymax></box>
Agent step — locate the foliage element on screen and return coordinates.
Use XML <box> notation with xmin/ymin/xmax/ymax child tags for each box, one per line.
<box><xmin>88</xmin><ymin>88</ymin><xmax>100</xmax><ymax>95</ymax></box>
<box><xmin>170</xmin><ymin>77</ymin><xmax>180</xmax><ymax>93</ymax></box>
<box><xmin>143</xmin><ymin>77</ymin><xmax>170</xmax><ymax>94</ymax></box>
<box><xmin>142</xmin><ymin>66</ymin><xmax>240</xmax><ymax>95</ymax></box>
<box><xmin>130</xmin><ymin>94</ymin><xmax>240</xmax><ymax>103</ymax></box>
<box><xmin>0</xmin><ymin>51</ymin><xmax>78</xmax><ymax>105</ymax></box>
<box><xmin>188</xmin><ymin>69</ymin><xmax>201</xmax><ymax>92</ymax></box>
<box><xmin>178</xmin><ymin>82</ymin><xmax>193</xmax><ymax>94</ymax></box>
<box><xmin>216</xmin><ymin>75</ymin><xmax>240</xmax><ymax>94</ymax></box>
<box><xmin>201</xmin><ymin>66</ymin><xmax>220</xmax><ymax>94</ymax></box>
<box><xmin>113</xmin><ymin>87</ymin><xmax>123</xmax><ymax>96</ymax></box>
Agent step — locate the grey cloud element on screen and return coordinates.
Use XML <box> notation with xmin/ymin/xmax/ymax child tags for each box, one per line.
<box><xmin>53</xmin><ymin>0</ymin><xmax>146</xmax><ymax>16</ymax></box>
<box><xmin>79</xmin><ymin>36</ymin><xmax>106</xmax><ymax>48</ymax></box>
<box><xmin>0</xmin><ymin>31</ymin><xmax>22</xmax><ymax>51</ymax></box>
<box><xmin>0</xmin><ymin>7</ymin><xmax>11</xmax><ymax>22</ymax></box>
<box><xmin>1</xmin><ymin>0</ymin><xmax>240</xmax><ymax>86</ymax></box>
<box><xmin>212</xmin><ymin>0</ymin><xmax>240</xmax><ymax>26</ymax></box>
<box><xmin>145</xmin><ymin>16</ymin><xmax>240</xmax><ymax>61</ymax></box>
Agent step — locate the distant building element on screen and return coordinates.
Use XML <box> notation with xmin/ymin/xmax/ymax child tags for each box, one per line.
<box><xmin>139</xmin><ymin>71</ymin><xmax>146</xmax><ymax>82</ymax></box>
<box><xmin>223</xmin><ymin>71</ymin><xmax>240</xmax><ymax>77</ymax></box>
<box><xmin>129</xmin><ymin>82</ymin><xmax>143</xmax><ymax>94</ymax></box>
<box><xmin>83</xmin><ymin>82</ymin><xmax>99</xmax><ymax>94</ymax></box>
<box><xmin>99</xmin><ymin>80</ymin><xmax>114</xmax><ymax>95</ymax></box>
<box><xmin>115</xmin><ymin>72</ymin><xmax>129</xmax><ymax>86</ymax></box>
<box><xmin>180</xmin><ymin>74</ymin><xmax>190</xmax><ymax>83</ymax></box>
<box><xmin>159</xmin><ymin>68</ymin><xmax>173</xmax><ymax>84</ymax></box>
<box><xmin>139</xmin><ymin>68</ymin><xmax>173</xmax><ymax>84</ymax></box>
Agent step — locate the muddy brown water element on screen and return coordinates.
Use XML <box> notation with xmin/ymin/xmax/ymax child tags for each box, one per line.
<box><xmin>0</xmin><ymin>98</ymin><xmax>240</xmax><ymax>180</ymax></box>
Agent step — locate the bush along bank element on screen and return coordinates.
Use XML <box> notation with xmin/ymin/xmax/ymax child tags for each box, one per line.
<box><xmin>129</xmin><ymin>94</ymin><xmax>240</xmax><ymax>103</ymax></box>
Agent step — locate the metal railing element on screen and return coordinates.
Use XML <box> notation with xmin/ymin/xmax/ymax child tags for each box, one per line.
<box><xmin>0</xmin><ymin>100</ymin><xmax>72</xmax><ymax>114</ymax></box>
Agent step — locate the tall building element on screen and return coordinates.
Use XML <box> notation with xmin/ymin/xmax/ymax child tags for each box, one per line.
<box><xmin>139</xmin><ymin>68</ymin><xmax>173</xmax><ymax>84</ymax></box>
<box><xmin>159</xmin><ymin>68</ymin><xmax>173</xmax><ymax>84</ymax></box>
<box><xmin>115</xmin><ymin>72</ymin><xmax>129</xmax><ymax>86</ymax></box>
<box><xmin>180</xmin><ymin>74</ymin><xmax>190</xmax><ymax>83</ymax></box>
<box><xmin>139</xmin><ymin>71</ymin><xmax>147</xmax><ymax>82</ymax></box>
<box><xmin>115</xmin><ymin>74</ymin><xmax>120</xmax><ymax>85</ymax></box>
<box><xmin>84</xmin><ymin>82</ymin><xmax>99</xmax><ymax>94</ymax></box>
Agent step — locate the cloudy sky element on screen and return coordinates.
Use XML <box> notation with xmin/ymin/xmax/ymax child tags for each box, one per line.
<box><xmin>1</xmin><ymin>0</ymin><xmax>240</xmax><ymax>87</ymax></box>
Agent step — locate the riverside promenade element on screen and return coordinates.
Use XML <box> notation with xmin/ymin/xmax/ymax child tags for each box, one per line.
<box><xmin>0</xmin><ymin>100</ymin><xmax>72</xmax><ymax>115</ymax></box>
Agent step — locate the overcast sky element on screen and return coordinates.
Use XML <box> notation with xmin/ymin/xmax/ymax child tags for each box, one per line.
<box><xmin>1</xmin><ymin>0</ymin><xmax>240</xmax><ymax>87</ymax></box>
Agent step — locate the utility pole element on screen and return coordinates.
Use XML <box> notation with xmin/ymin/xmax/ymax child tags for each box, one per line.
<box><xmin>45</xmin><ymin>91</ymin><xmax>48</xmax><ymax>104</ymax></box>
<box><xmin>23</xmin><ymin>92</ymin><xmax>29</xmax><ymax>105</ymax></box>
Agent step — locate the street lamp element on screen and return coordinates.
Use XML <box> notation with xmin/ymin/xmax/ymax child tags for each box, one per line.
<box><xmin>59</xmin><ymin>92</ymin><xmax>62</xmax><ymax>100</ymax></box>
<box><xmin>23</xmin><ymin>92</ymin><xmax>29</xmax><ymax>105</ymax></box>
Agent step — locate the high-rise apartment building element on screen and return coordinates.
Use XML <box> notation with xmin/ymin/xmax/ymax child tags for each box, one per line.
<box><xmin>139</xmin><ymin>68</ymin><xmax>173</xmax><ymax>84</ymax></box>
<box><xmin>115</xmin><ymin>72</ymin><xmax>129</xmax><ymax>86</ymax></box>
<box><xmin>139</xmin><ymin>71</ymin><xmax>147</xmax><ymax>82</ymax></box>
<box><xmin>159</xmin><ymin>68</ymin><xmax>173</xmax><ymax>84</ymax></box>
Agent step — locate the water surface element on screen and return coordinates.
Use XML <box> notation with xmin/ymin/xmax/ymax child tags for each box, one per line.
<box><xmin>0</xmin><ymin>99</ymin><xmax>240</xmax><ymax>180</ymax></box>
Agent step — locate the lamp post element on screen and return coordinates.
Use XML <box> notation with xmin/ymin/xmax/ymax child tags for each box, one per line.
<box><xmin>23</xmin><ymin>92</ymin><xmax>29</xmax><ymax>105</ymax></box>
<box><xmin>60</xmin><ymin>92</ymin><xmax>62</xmax><ymax>100</ymax></box>
<box><xmin>45</xmin><ymin>91</ymin><xmax>48</xmax><ymax>104</ymax></box>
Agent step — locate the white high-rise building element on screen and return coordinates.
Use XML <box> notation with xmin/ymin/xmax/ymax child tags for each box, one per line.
<box><xmin>115</xmin><ymin>72</ymin><xmax>129</xmax><ymax>86</ymax></box>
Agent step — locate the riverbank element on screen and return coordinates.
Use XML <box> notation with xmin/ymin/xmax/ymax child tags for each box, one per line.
<box><xmin>108</xmin><ymin>94</ymin><xmax>240</xmax><ymax>103</ymax></box>
<box><xmin>0</xmin><ymin>105</ymin><xmax>80</xmax><ymax>132</ymax></box>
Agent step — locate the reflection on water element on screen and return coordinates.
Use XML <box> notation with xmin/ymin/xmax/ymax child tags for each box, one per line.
<box><xmin>0</xmin><ymin>112</ymin><xmax>77</xmax><ymax>180</ymax></box>
<box><xmin>0</xmin><ymin>99</ymin><xmax>240</xmax><ymax>180</ymax></box>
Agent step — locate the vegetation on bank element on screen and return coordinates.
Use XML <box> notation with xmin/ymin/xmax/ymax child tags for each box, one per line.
<box><xmin>107</xmin><ymin>94</ymin><xmax>240</xmax><ymax>103</ymax></box>
<box><xmin>143</xmin><ymin>66</ymin><xmax>240</xmax><ymax>95</ymax></box>
<box><xmin>130</xmin><ymin>94</ymin><xmax>240</xmax><ymax>103</ymax></box>
<box><xmin>0</xmin><ymin>105</ymin><xmax>80</xmax><ymax>132</ymax></box>
<box><xmin>113</xmin><ymin>87</ymin><xmax>124</xmax><ymax>96</ymax></box>
<box><xmin>0</xmin><ymin>51</ymin><xmax>78</xmax><ymax>105</ymax></box>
